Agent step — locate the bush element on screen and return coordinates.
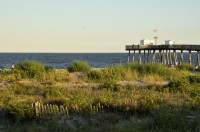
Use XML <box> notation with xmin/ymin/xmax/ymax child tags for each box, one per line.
<box><xmin>109</xmin><ymin>64</ymin><xmax>129</xmax><ymax>80</ymax></box>
<box><xmin>128</xmin><ymin>63</ymin><xmax>170</xmax><ymax>77</ymax></box>
<box><xmin>190</xmin><ymin>90</ymin><xmax>200</xmax><ymax>99</ymax></box>
<box><xmin>188</xmin><ymin>75</ymin><xmax>200</xmax><ymax>84</ymax></box>
<box><xmin>153</xmin><ymin>109</ymin><xmax>190</xmax><ymax>131</ymax></box>
<box><xmin>99</xmin><ymin>79</ymin><xmax>120</xmax><ymax>91</ymax></box>
<box><xmin>6</xmin><ymin>100</ymin><xmax>35</xmax><ymax>119</ymax></box>
<box><xmin>42</xmin><ymin>87</ymin><xmax>65</xmax><ymax>99</ymax></box>
<box><xmin>177</xmin><ymin>64</ymin><xmax>194</xmax><ymax>71</ymax></box>
<box><xmin>168</xmin><ymin>79</ymin><xmax>190</xmax><ymax>93</ymax></box>
<box><xmin>101</xmin><ymin>64</ymin><xmax>133</xmax><ymax>81</ymax></box>
<box><xmin>15</xmin><ymin>60</ymin><xmax>46</xmax><ymax>79</ymax></box>
<box><xmin>195</xmin><ymin>67</ymin><xmax>200</xmax><ymax>71</ymax></box>
<box><xmin>87</xmin><ymin>70</ymin><xmax>104</xmax><ymax>81</ymax></box>
<box><xmin>67</xmin><ymin>61</ymin><xmax>91</xmax><ymax>73</ymax></box>
<box><xmin>45</xmin><ymin>66</ymin><xmax>53</xmax><ymax>72</ymax></box>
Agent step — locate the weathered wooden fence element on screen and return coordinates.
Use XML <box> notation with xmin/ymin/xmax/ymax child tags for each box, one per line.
<box><xmin>32</xmin><ymin>99</ymin><xmax>137</xmax><ymax>118</ymax></box>
<box><xmin>33</xmin><ymin>101</ymin><xmax>69</xmax><ymax>118</ymax></box>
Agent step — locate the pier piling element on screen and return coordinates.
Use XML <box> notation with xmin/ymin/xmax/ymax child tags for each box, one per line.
<box><xmin>166</xmin><ymin>50</ymin><xmax>169</xmax><ymax>65</ymax></box>
<box><xmin>181</xmin><ymin>50</ymin><xmax>184</xmax><ymax>65</ymax></box>
<box><xmin>197</xmin><ymin>51</ymin><xmax>200</xmax><ymax>68</ymax></box>
<box><xmin>132</xmin><ymin>50</ymin><xmax>135</xmax><ymax>62</ymax></box>
<box><xmin>144</xmin><ymin>50</ymin><xmax>146</xmax><ymax>64</ymax></box>
<box><xmin>189</xmin><ymin>50</ymin><xmax>192</xmax><ymax>65</ymax></box>
<box><xmin>126</xmin><ymin>44</ymin><xmax>200</xmax><ymax>67</ymax></box>
<box><xmin>128</xmin><ymin>50</ymin><xmax>130</xmax><ymax>63</ymax></box>
<box><xmin>138</xmin><ymin>50</ymin><xmax>141</xmax><ymax>64</ymax></box>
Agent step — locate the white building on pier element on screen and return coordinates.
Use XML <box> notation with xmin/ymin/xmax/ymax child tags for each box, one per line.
<box><xmin>140</xmin><ymin>39</ymin><xmax>155</xmax><ymax>45</ymax></box>
<box><xmin>165</xmin><ymin>40</ymin><xmax>175</xmax><ymax>45</ymax></box>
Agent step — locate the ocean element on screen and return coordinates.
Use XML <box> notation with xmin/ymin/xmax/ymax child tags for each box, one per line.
<box><xmin>0</xmin><ymin>52</ymin><xmax>198</xmax><ymax>69</ymax></box>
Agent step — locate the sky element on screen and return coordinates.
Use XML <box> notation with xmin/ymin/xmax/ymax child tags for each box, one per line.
<box><xmin>0</xmin><ymin>0</ymin><xmax>200</xmax><ymax>53</ymax></box>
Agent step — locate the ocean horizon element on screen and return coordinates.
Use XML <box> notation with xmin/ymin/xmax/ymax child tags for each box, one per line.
<box><xmin>0</xmin><ymin>52</ymin><xmax>198</xmax><ymax>69</ymax></box>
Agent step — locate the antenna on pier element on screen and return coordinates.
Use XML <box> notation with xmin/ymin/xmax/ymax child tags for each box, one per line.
<box><xmin>153</xmin><ymin>28</ymin><xmax>158</xmax><ymax>45</ymax></box>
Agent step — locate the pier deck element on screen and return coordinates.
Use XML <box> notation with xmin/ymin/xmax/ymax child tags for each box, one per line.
<box><xmin>126</xmin><ymin>44</ymin><xmax>200</xmax><ymax>51</ymax></box>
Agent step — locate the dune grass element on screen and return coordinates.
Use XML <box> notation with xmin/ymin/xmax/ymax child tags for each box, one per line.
<box><xmin>0</xmin><ymin>60</ymin><xmax>200</xmax><ymax>131</ymax></box>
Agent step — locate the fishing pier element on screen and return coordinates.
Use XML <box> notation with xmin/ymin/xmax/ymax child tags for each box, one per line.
<box><xmin>126</xmin><ymin>44</ymin><xmax>200</xmax><ymax>67</ymax></box>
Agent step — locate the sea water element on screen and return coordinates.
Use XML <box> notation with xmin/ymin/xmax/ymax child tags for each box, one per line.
<box><xmin>0</xmin><ymin>52</ymin><xmax>198</xmax><ymax>68</ymax></box>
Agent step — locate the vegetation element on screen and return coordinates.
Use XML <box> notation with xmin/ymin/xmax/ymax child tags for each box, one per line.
<box><xmin>177</xmin><ymin>63</ymin><xmax>195</xmax><ymax>71</ymax></box>
<box><xmin>0</xmin><ymin>60</ymin><xmax>200</xmax><ymax>131</ymax></box>
<box><xmin>67</xmin><ymin>60</ymin><xmax>91</xmax><ymax>73</ymax></box>
<box><xmin>14</xmin><ymin>60</ymin><xmax>47</xmax><ymax>80</ymax></box>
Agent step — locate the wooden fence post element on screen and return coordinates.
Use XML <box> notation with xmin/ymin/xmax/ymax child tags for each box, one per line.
<box><xmin>35</xmin><ymin>101</ymin><xmax>39</xmax><ymax>117</ymax></box>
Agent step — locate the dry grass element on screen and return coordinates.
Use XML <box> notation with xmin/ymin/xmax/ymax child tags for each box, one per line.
<box><xmin>0</xmin><ymin>63</ymin><xmax>200</xmax><ymax>131</ymax></box>
<box><xmin>142</xmin><ymin>74</ymin><xmax>164</xmax><ymax>82</ymax></box>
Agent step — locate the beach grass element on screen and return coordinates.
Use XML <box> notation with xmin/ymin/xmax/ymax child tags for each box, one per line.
<box><xmin>0</xmin><ymin>60</ymin><xmax>200</xmax><ymax>131</ymax></box>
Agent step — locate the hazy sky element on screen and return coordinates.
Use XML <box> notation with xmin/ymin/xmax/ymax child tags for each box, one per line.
<box><xmin>0</xmin><ymin>0</ymin><xmax>200</xmax><ymax>52</ymax></box>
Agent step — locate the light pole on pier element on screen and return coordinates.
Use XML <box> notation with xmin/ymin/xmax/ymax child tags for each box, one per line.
<box><xmin>153</xmin><ymin>29</ymin><xmax>158</xmax><ymax>45</ymax></box>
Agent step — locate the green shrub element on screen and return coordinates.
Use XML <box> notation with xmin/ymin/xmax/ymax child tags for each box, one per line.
<box><xmin>67</xmin><ymin>61</ymin><xmax>91</xmax><ymax>73</ymax></box>
<box><xmin>137</xmin><ymin>93</ymin><xmax>161</xmax><ymax>114</ymax></box>
<box><xmin>188</xmin><ymin>75</ymin><xmax>200</xmax><ymax>84</ymax></box>
<box><xmin>190</xmin><ymin>90</ymin><xmax>200</xmax><ymax>99</ymax></box>
<box><xmin>15</xmin><ymin>60</ymin><xmax>46</xmax><ymax>79</ymax></box>
<box><xmin>128</xmin><ymin>63</ymin><xmax>170</xmax><ymax>76</ymax></box>
<box><xmin>99</xmin><ymin>79</ymin><xmax>120</xmax><ymax>91</ymax></box>
<box><xmin>45</xmin><ymin>66</ymin><xmax>53</xmax><ymax>72</ymax></box>
<box><xmin>101</xmin><ymin>64</ymin><xmax>132</xmax><ymax>81</ymax></box>
<box><xmin>109</xmin><ymin>64</ymin><xmax>128</xmax><ymax>80</ymax></box>
<box><xmin>123</xmin><ymin>117</ymin><xmax>151</xmax><ymax>131</ymax></box>
<box><xmin>168</xmin><ymin>79</ymin><xmax>190</xmax><ymax>93</ymax></box>
<box><xmin>87</xmin><ymin>70</ymin><xmax>104</xmax><ymax>81</ymax></box>
<box><xmin>153</xmin><ymin>109</ymin><xmax>190</xmax><ymax>131</ymax></box>
<box><xmin>12</xmin><ymin>84</ymin><xmax>43</xmax><ymax>96</ymax></box>
<box><xmin>6</xmin><ymin>100</ymin><xmax>34</xmax><ymax>119</ymax></box>
<box><xmin>177</xmin><ymin>64</ymin><xmax>194</xmax><ymax>71</ymax></box>
<box><xmin>195</xmin><ymin>67</ymin><xmax>200</xmax><ymax>71</ymax></box>
<box><xmin>43</xmin><ymin>87</ymin><xmax>65</xmax><ymax>99</ymax></box>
